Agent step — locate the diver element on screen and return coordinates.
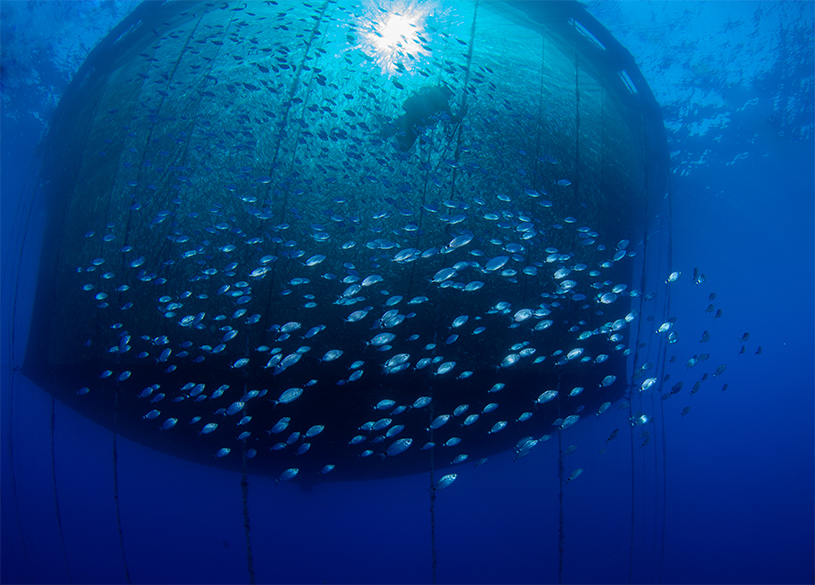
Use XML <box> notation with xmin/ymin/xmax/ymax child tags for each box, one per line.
<box><xmin>382</xmin><ymin>85</ymin><xmax>466</xmax><ymax>151</ymax></box>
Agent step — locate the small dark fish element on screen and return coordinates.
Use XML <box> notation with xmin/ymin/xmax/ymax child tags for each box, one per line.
<box><xmin>740</xmin><ymin>332</ymin><xmax>750</xmax><ymax>342</ymax></box>
<box><xmin>606</xmin><ymin>429</ymin><xmax>619</xmax><ymax>443</ymax></box>
<box><xmin>756</xmin><ymin>346</ymin><xmax>763</xmax><ymax>355</ymax></box>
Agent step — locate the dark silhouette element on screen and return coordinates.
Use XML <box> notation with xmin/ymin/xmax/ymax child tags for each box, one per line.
<box><xmin>382</xmin><ymin>85</ymin><xmax>465</xmax><ymax>151</ymax></box>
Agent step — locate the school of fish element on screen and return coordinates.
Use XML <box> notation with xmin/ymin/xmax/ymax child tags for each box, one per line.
<box><xmin>26</xmin><ymin>0</ymin><xmax>748</xmax><ymax>485</ymax></box>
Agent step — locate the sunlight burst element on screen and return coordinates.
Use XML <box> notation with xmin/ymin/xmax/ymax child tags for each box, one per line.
<box><xmin>358</xmin><ymin>1</ymin><xmax>436</xmax><ymax>74</ymax></box>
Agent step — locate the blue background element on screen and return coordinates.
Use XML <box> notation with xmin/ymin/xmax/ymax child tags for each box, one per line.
<box><xmin>2</xmin><ymin>1</ymin><xmax>813</xmax><ymax>583</ymax></box>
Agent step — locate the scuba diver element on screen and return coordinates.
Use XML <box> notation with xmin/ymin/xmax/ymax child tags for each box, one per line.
<box><xmin>381</xmin><ymin>85</ymin><xmax>466</xmax><ymax>151</ymax></box>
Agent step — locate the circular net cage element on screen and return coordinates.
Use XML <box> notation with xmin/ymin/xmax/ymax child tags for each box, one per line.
<box><xmin>20</xmin><ymin>0</ymin><xmax>669</xmax><ymax>482</ymax></box>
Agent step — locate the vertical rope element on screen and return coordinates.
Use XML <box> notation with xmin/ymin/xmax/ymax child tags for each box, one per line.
<box><xmin>458</xmin><ymin>0</ymin><xmax>479</xmax><ymax>115</ymax></box>
<box><xmin>658</xmin><ymin>182</ymin><xmax>675</xmax><ymax>583</ymax></box>
<box><xmin>239</xmin><ymin>334</ymin><xmax>255</xmax><ymax>584</ymax></box>
<box><xmin>658</xmin><ymin>379</ymin><xmax>667</xmax><ymax>583</ymax></box>
<box><xmin>405</xmin><ymin>105</ymin><xmax>437</xmax><ymax>300</ymax></box>
<box><xmin>241</xmin><ymin>440</ymin><xmax>256</xmax><ymax>585</ymax></box>
<box><xmin>636</xmin><ymin>105</ymin><xmax>672</xmax><ymax>584</ymax></box>
<box><xmin>260</xmin><ymin>0</ymin><xmax>332</xmax><ymax>335</ymax></box>
<box><xmin>6</xmin><ymin>370</ymin><xmax>32</xmax><ymax>581</ymax></box>
<box><xmin>112</xmin><ymin>388</ymin><xmax>131</xmax><ymax>584</ymax></box>
<box><xmin>573</xmin><ymin>21</ymin><xmax>581</xmax><ymax>203</ymax></box>
<box><xmin>428</xmin><ymin>317</ymin><xmax>441</xmax><ymax>583</ymax></box>
<box><xmin>645</xmin><ymin>111</ymin><xmax>664</xmax><ymax>583</ymax></box>
<box><xmin>555</xmin><ymin>373</ymin><xmax>564</xmax><ymax>584</ymax></box>
<box><xmin>627</xmin><ymin>107</ymin><xmax>652</xmax><ymax>583</ymax></box>
<box><xmin>51</xmin><ymin>397</ymin><xmax>73</xmax><ymax>583</ymax></box>
<box><xmin>556</xmin><ymin>25</ymin><xmax>579</xmax><ymax>582</ymax></box>
<box><xmin>428</xmin><ymin>399</ymin><xmax>437</xmax><ymax>585</ymax></box>
<box><xmin>524</xmin><ymin>34</ymin><xmax>547</xmax><ymax>306</ymax></box>
<box><xmin>114</xmin><ymin>8</ymin><xmax>207</xmax><ymax>248</ymax></box>
<box><xmin>445</xmin><ymin>0</ymin><xmax>478</xmax><ymax>204</ymax></box>
<box><xmin>650</xmin><ymin>381</ymin><xmax>659</xmax><ymax>582</ymax></box>
<box><xmin>627</xmin><ymin>392</ymin><xmax>636</xmax><ymax>583</ymax></box>
<box><xmin>535</xmin><ymin>35</ymin><xmax>546</xmax><ymax>181</ymax></box>
<box><xmin>557</xmin><ymin>426</ymin><xmax>565</xmax><ymax>585</ymax></box>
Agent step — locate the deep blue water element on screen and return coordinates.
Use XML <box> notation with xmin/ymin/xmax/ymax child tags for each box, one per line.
<box><xmin>1</xmin><ymin>1</ymin><xmax>813</xmax><ymax>584</ymax></box>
